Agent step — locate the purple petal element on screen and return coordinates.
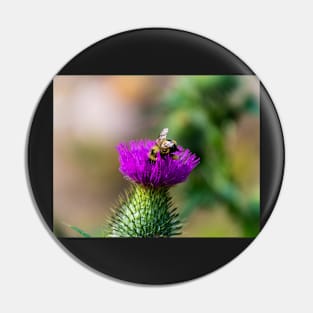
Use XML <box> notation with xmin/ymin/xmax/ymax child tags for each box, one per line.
<box><xmin>116</xmin><ymin>139</ymin><xmax>200</xmax><ymax>187</ymax></box>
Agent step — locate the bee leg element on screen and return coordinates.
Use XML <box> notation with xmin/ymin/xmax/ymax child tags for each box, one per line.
<box><xmin>171</xmin><ymin>154</ymin><xmax>179</xmax><ymax>160</ymax></box>
<box><xmin>148</xmin><ymin>147</ymin><xmax>158</xmax><ymax>163</ymax></box>
<box><xmin>149</xmin><ymin>155</ymin><xmax>157</xmax><ymax>163</ymax></box>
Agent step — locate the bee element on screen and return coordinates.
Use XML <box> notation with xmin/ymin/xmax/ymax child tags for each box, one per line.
<box><xmin>148</xmin><ymin>128</ymin><xmax>179</xmax><ymax>162</ymax></box>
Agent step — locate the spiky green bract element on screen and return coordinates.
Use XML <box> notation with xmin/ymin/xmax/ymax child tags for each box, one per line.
<box><xmin>109</xmin><ymin>184</ymin><xmax>182</xmax><ymax>238</ymax></box>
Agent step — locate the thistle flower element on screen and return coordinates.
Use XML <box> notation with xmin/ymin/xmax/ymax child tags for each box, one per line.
<box><xmin>109</xmin><ymin>131</ymin><xmax>200</xmax><ymax>238</ymax></box>
<box><xmin>117</xmin><ymin>140</ymin><xmax>200</xmax><ymax>187</ymax></box>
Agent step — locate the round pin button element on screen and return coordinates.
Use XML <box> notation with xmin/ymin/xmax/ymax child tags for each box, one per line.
<box><xmin>27</xmin><ymin>28</ymin><xmax>284</xmax><ymax>284</ymax></box>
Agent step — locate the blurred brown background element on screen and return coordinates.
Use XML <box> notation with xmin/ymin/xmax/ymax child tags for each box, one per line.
<box><xmin>53</xmin><ymin>75</ymin><xmax>259</xmax><ymax>237</ymax></box>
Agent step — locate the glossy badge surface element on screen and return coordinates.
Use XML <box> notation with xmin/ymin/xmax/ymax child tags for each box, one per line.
<box><xmin>27</xmin><ymin>28</ymin><xmax>284</xmax><ymax>284</ymax></box>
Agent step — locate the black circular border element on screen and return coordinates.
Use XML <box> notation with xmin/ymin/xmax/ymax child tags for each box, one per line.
<box><xmin>27</xmin><ymin>28</ymin><xmax>285</xmax><ymax>284</ymax></box>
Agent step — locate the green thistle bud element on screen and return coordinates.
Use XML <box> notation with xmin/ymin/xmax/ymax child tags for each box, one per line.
<box><xmin>109</xmin><ymin>184</ymin><xmax>182</xmax><ymax>237</ymax></box>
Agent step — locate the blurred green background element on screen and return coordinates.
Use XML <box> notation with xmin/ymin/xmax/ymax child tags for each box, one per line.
<box><xmin>54</xmin><ymin>75</ymin><xmax>259</xmax><ymax>237</ymax></box>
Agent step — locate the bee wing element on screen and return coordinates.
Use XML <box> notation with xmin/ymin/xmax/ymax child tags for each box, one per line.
<box><xmin>164</xmin><ymin>141</ymin><xmax>174</xmax><ymax>148</ymax></box>
<box><xmin>159</xmin><ymin>128</ymin><xmax>168</xmax><ymax>140</ymax></box>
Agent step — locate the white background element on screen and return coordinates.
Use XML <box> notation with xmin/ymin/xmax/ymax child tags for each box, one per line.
<box><xmin>1</xmin><ymin>1</ymin><xmax>312</xmax><ymax>312</ymax></box>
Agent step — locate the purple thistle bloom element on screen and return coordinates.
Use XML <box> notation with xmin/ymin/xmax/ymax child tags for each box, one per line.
<box><xmin>117</xmin><ymin>139</ymin><xmax>200</xmax><ymax>187</ymax></box>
